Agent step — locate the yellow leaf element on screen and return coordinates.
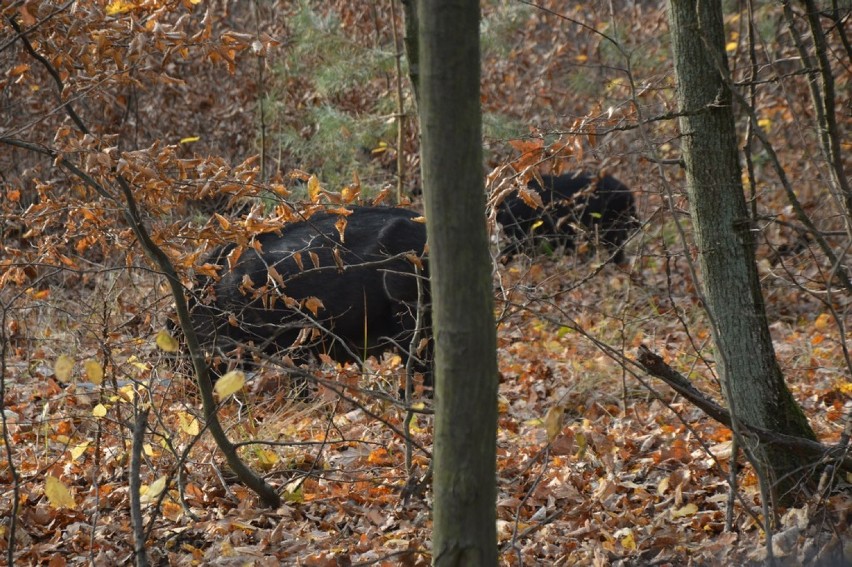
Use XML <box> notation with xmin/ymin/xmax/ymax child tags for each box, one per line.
<box><xmin>84</xmin><ymin>359</ymin><xmax>104</xmax><ymax>385</ymax></box>
<box><xmin>341</xmin><ymin>184</ymin><xmax>360</xmax><ymax>203</ymax></box>
<box><xmin>543</xmin><ymin>406</ymin><xmax>564</xmax><ymax>442</ymax></box>
<box><xmin>142</xmin><ymin>476</ymin><xmax>167</xmax><ymax>503</ymax></box>
<box><xmin>92</xmin><ymin>404</ymin><xmax>108</xmax><ymax>418</ymax></box>
<box><xmin>407</xmin><ymin>413</ymin><xmax>425</xmax><ymax>432</ymax></box>
<box><xmin>149</xmin><ymin>476</ymin><xmax>167</xmax><ymax>497</ymax></box>
<box><xmin>118</xmin><ymin>384</ymin><xmax>136</xmax><ymax>402</ymax></box>
<box><xmin>575</xmin><ymin>431</ymin><xmax>587</xmax><ymax>458</ymax></box>
<box><xmin>70</xmin><ymin>442</ymin><xmax>90</xmax><ymax>461</ymax></box>
<box><xmin>105</xmin><ymin>0</ymin><xmax>135</xmax><ymax>16</ymax></box>
<box><xmin>45</xmin><ymin>476</ymin><xmax>76</xmax><ymax>509</ymax></box>
<box><xmin>814</xmin><ymin>313</ymin><xmax>832</xmax><ymax>331</ymax></box>
<box><xmin>255</xmin><ymin>448</ymin><xmax>279</xmax><ymax>471</ymax></box>
<box><xmin>672</xmin><ymin>503</ymin><xmax>698</xmax><ymax>518</ymax></box>
<box><xmin>127</xmin><ymin>356</ymin><xmax>149</xmax><ymax>371</ymax></box>
<box><xmin>54</xmin><ymin>355</ymin><xmax>74</xmax><ymax>382</ymax></box>
<box><xmin>757</xmin><ymin>118</ymin><xmax>772</xmax><ymax>130</ymax></box>
<box><xmin>606</xmin><ymin>78</ymin><xmax>624</xmax><ymax>91</ymax></box>
<box><xmin>215</xmin><ymin>370</ymin><xmax>246</xmax><ymax>399</ymax></box>
<box><xmin>177</xmin><ymin>411</ymin><xmax>200</xmax><ymax>436</ymax></box>
<box><xmin>725</xmin><ymin>41</ymin><xmax>738</xmax><ymax>53</ymax></box>
<box><xmin>620</xmin><ymin>529</ymin><xmax>637</xmax><ymax>550</ymax></box>
<box><xmin>283</xmin><ymin>481</ymin><xmax>304</xmax><ymax>503</ymax></box>
<box><xmin>179</xmin><ymin>136</ymin><xmax>200</xmax><ymax>144</ymax></box>
<box><xmin>307</xmin><ymin>175</ymin><xmax>321</xmax><ymax>202</ymax></box>
<box><xmin>156</xmin><ymin>329</ymin><xmax>180</xmax><ymax>353</ymax></box>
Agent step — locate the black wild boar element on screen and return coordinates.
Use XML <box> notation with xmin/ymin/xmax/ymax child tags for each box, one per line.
<box><xmin>496</xmin><ymin>172</ymin><xmax>638</xmax><ymax>263</ymax></box>
<box><xmin>188</xmin><ymin>207</ymin><xmax>431</xmax><ymax>385</ymax></box>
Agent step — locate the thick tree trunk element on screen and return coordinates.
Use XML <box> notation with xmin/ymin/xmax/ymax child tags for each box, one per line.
<box><xmin>667</xmin><ymin>0</ymin><xmax>816</xmax><ymax>502</ymax></box>
<box><xmin>418</xmin><ymin>2</ymin><xmax>498</xmax><ymax>565</ymax></box>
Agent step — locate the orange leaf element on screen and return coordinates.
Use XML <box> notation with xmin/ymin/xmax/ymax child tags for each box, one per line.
<box><xmin>659</xmin><ymin>438</ymin><xmax>690</xmax><ymax>462</ymax></box>
<box><xmin>18</xmin><ymin>6</ymin><xmax>37</xmax><ymax>26</ymax></box>
<box><xmin>508</xmin><ymin>138</ymin><xmax>544</xmax><ymax>154</ymax></box>
<box><xmin>367</xmin><ymin>448</ymin><xmax>392</xmax><ymax>466</ymax></box>
<box><xmin>31</xmin><ymin>289</ymin><xmax>50</xmax><ymax>300</ymax></box>
<box><xmin>10</xmin><ymin>64</ymin><xmax>30</xmax><ymax>77</ymax></box>
<box><xmin>213</xmin><ymin>213</ymin><xmax>231</xmax><ymax>230</ymax></box>
<box><xmin>334</xmin><ymin>215</ymin><xmax>348</xmax><ymax>243</ymax></box>
<box><xmin>303</xmin><ymin>297</ymin><xmax>324</xmax><ymax>317</ymax></box>
<box><xmin>226</xmin><ymin>246</ymin><xmax>244</xmax><ymax>270</ymax></box>
<box><xmin>814</xmin><ymin>313</ymin><xmax>832</xmax><ymax>331</ymax></box>
<box><xmin>518</xmin><ymin>187</ymin><xmax>544</xmax><ymax>210</ymax></box>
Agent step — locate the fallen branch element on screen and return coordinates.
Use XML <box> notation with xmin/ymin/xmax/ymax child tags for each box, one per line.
<box><xmin>636</xmin><ymin>345</ymin><xmax>852</xmax><ymax>472</ymax></box>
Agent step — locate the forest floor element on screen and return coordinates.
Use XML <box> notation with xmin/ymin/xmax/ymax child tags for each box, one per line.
<box><xmin>1</xmin><ymin>1</ymin><xmax>850</xmax><ymax>566</ymax></box>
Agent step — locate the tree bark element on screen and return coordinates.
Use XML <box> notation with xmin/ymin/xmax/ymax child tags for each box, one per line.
<box><xmin>401</xmin><ymin>0</ymin><xmax>420</xmax><ymax>108</ymax></box>
<box><xmin>418</xmin><ymin>2</ymin><xmax>498</xmax><ymax>565</ymax></box>
<box><xmin>667</xmin><ymin>0</ymin><xmax>817</xmax><ymax>502</ymax></box>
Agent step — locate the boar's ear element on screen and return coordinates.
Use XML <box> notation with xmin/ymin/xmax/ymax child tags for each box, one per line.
<box><xmin>377</xmin><ymin>217</ymin><xmax>427</xmax><ymax>257</ymax></box>
<box><xmin>378</xmin><ymin>216</ymin><xmax>428</xmax><ymax>303</ymax></box>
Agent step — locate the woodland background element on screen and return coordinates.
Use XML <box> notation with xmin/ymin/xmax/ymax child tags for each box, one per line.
<box><xmin>1</xmin><ymin>1</ymin><xmax>850</xmax><ymax>565</ymax></box>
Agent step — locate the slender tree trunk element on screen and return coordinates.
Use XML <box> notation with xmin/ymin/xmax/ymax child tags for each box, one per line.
<box><xmin>667</xmin><ymin>0</ymin><xmax>816</xmax><ymax>502</ymax></box>
<box><xmin>401</xmin><ymin>0</ymin><xmax>420</xmax><ymax>108</ymax></box>
<box><xmin>418</xmin><ymin>2</ymin><xmax>498</xmax><ymax>565</ymax></box>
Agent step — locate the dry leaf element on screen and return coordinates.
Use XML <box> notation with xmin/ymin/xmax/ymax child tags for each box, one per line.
<box><xmin>54</xmin><ymin>355</ymin><xmax>74</xmax><ymax>382</ymax></box>
<box><xmin>83</xmin><ymin>359</ymin><xmax>103</xmax><ymax>385</ymax></box>
<box><xmin>45</xmin><ymin>476</ymin><xmax>76</xmax><ymax>510</ymax></box>
<box><xmin>215</xmin><ymin>370</ymin><xmax>246</xmax><ymax>399</ymax></box>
